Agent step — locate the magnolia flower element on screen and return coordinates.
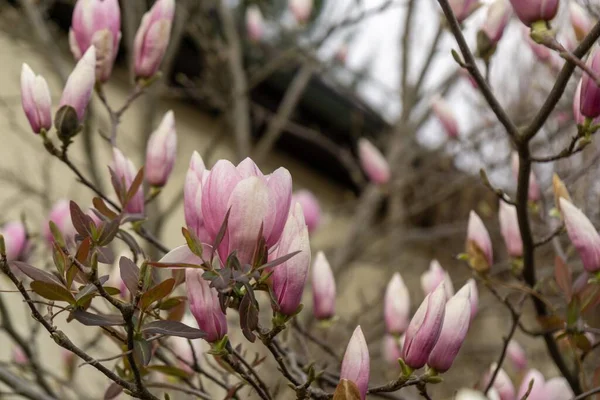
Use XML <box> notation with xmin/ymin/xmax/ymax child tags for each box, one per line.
<box><xmin>311</xmin><ymin>251</ymin><xmax>336</xmax><ymax>320</ymax></box>
<box><xmin>481</xmin><ymin>0</ymin><xmax>512</xmax><ymax>44</ymax></box>
<box><xmin>509</xmin><ymin>0</ymin><xmax>559</xmax><ymax>26</ymax></box>
<box><xmin>480</xmin><ymin>364</ymin><xmax>515</xmax><ymax>400</ymax></box>
<box><xmin>456</xmin><ymin>279</ymin><xmax>478</xmax><ymax>323</ymax></box>
<box><xmin>421</xmin><ymin>259</ymin><xmax>454</xmax><ymax>298</ymax></box>
<box><xmin>580</xmin><ymin>48</ymin><xmax>600</xmax><ymax>119</ymax></box>
<box><xmin>44</xmin><ymin>200</ymin><xmax>76</xmax><ymax>245</ymax></box>
<box><xmin>455</xmin><ymin>389</ymin><xmax>489</xmax><ymax>400</ymax></box>
<box><xmin>112</xmin><ymin>148</ymin><xmax>144</xmax><ymax>215</ymax></box>
<box><xmin>145</xmin><ymin>110</ymin><xmax>177</xmax><ymax>187</ymax></box>
<box><xmin>506</xmin><ymin>340</ymin><xmax>527</xmax><ymax>371</ymax></box>
<box><xmin>186</xmin><ymin>267</ymin><xmax>227</xmax><ymax>343</ymax></box>
<box><xmin>1</xmin><ymin>222</ymin><xmax>27</xmax><ymax>261</ymax></box>
<box><xmin>499</xmin><ymin>201</ymin><xmax>523</xmax><ymax>257</ymax></box>
<box><xmin>466</xmin><ymin>211</ymin><xmax>493</xmax><ymax>273</ymax></box>
<box><xmin>340</xmin><ymin>326</ymin><xmax>370</xmax><ymax>400</ymax></box>
<box><xmin>12</xmin><ymin>346</ymin><xmax>28</xmax><ymax>365</ymax></box>
<box><xmin>516</xmin><ymin>369</ymin><xmax>546</xmax><ymax>400</ymax></box>
<box><xmin>384</xmin><ymin>273</ymin><xmax>411</xmax><ymax>334</ymax></box>
<box><xmin>289</xmin><ymin>0</ymin><xmax>313</xmax><ymax>24</ymax></box>
<box><xmin>59</xmin><ymin>46</ymin><xmax>96</xmax><ymax>123</ymax></box>
<box><xmin>183</xmin><ymin>152</ymin><xmax>210</xmax><ymax>244</ymax></box>
<box><xmin>246</xmin><ymin>5</ymin><xmax>265</xmax><ymax>42</ymax></box>
<box><xmin>449</xmin><ymin>0</ymin><xmax>481</xmax><ymax>23</ymax></box>
<box><xmin>358</xmin><ymin>138</ymin><xmax>390</xmax><ymax>185</ymax></box>
<box><xmin>432</xmin><ymin>96</ymin><xmax>459</xmax><ymax>139</ymax></box>
<box><xmin>292</xmin><ymin>190</ymin><xmax>321</xmax><ymax>233</ymax></box>
<box><xmin>20</xmin><ymin>64</ymin><xmax>52</xmax><ymax>134</ymax></box>
<box><xmin>560</xmin><ymin>198</ymin><xmax>600</xmax><ymax>273</ymax></box>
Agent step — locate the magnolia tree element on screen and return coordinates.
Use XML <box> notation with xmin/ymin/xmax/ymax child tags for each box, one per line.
<box><xmin>3</xmin><ymin>0</ymin><xmax>600</xmax><ymax>399</ymax></box>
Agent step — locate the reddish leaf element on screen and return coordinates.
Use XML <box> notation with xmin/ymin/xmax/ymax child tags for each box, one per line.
<box><xmin>141</xmin><ymin>320</ymin><xmax>205</xmax><ymax>339</ymax></box>
<box><xmin>93</xmin><ymin>197</ymin><xmax>118</xmax><ymax>220</ymax></box>
<box><xmin>256</xmin><ymin>250</ymin><xmax>301</xmax><ymax>271</ymax></box>
<box><xmin>71</xmin><ymin>309</ymin><xmax>125</xmax><ymax>326</ymax></box>
<box><xmin>182</xmin><ymin>227</ymin><xmax>203</xmax><ymax>258</ymax></box>
<box><xmin>554</xmin><ymin>256</ymin><xmax>572</xmax><ymax>301</ymax></box>
<box><xmin>103</xmin><ymin>382</ymin><xmax>123</xmax><ymax>400</ymax></box>
<box><xmin>75</xmin><ymin>237</ymin><xmax>92</xmax><ymax>266</ymax></box>
<box><xmin>30</xmin><ymin>281</ymin><xmax>75</xmax><ymax>304</ymax></box>
<box><xmin>536</xmin><ymin>315</ymin><xmax>565</xmax><ymax>331</ymax></box>
<box><xmin>333</xmin><ymin>379</ymin><xmax>361</xmax><ymax>400</ymax></box>
<box><xmin>124</xmin><ymin>167</ymin><xmax>144</xmax><ymax>207</ymax></box>
<box><xmin>139</xmin><ymin>278</ymin><xmax>175</xmax><ymax>310</ymax></box>
<box><xmin>119</xmin><ymin>257</ymin><xmax>140</xmax><ymax>296</ymax></box>
<box><xmin>70</xmin><ymin>201</ymin><xmax>94</xmax><ymax>238</ymax></box>
<box><xmin>12</xmin><ymin>261</ymin><xmax>63</xmax><ymax>286</ymax></box>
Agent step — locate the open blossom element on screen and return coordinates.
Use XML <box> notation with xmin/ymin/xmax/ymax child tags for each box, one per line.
<box><xmin>517</xmin><ymin>369</ymin><xmax>546</xmax><ymax>400</ymax></box>
<box><xmin>499</xmin><ymin>201</ymin><xmax>523</xmax><ymax>257</ymax></box>
<box><xmin>509</xmin><ymin>0</ymin><xmax>559</xmax><ymax>26</ymax></box>
<box><xmin>384</xmin><ymin>273</ymin><xmax>410</xmax><ymax>334</ymax></box>
<box><xmin>421</xmin><ymin>259</ymin><xmax>454</xmax><ymax>298</ymax></box>
<box><xmin>20</xmin><ymin>64</ymin><xmax>52</xmax><ymax>134</ymax></box>
<box><xmin>44</xmin><ymin>200</ymin><xmax>76</xmax><ymax>245</ymax></box>
<box><xmin>183</xmin><ymin>152</ymin><xmax>210</xmax><ymax>243</ymax></box>
<box><xmin>270</xmin><ymin>203</ymin><xmax>311</xmax><ymax>315</ymax></box>
<box><xmin>506</xmin><ymin>339</ymin><xmax>527</xmax><ymax>371</ymax></box>
<box><xmin>358</xmin><ymin>138</ymin><xmax>390</xmax><ymax>185</ymax></box>
<box><xmin>456</xmin><ymin>279</ymin><xmax>478</xmax><ymax>323</ymax></box>
<box><xmin>69</xmin><ymin>0</ymin><xmax>121</xmax><ymax>82</ymax></box>
<box><xmin>402</xmin><ymin>283</ymin><xmax>446</xmax><ymax>369</ymax></box>
<box><xmin>311</xmin><ymin>251</ymin><xmax>336</xmax><ymax>320</ymax></box>
<box><xmin>1</xmin><ymin>222</ymin><xmax>27</xmax><ymax>261</ymax></box>
<box><xmin>449</xmin><ymin>0</ymin><xmax>481</xmax><ymax>23</ymax></box>
<box><xmin>481</xmin><ymin>0</ymin><xmax>512</xmax><ymax>46</ymax></box>
<box><xmin>480</xmin><ymin>364</ymin><xmax>515</xmax><ymax>400</ymax></box>
<box><xmin>292</xmin><ymin>190</ymin><xmax>321</xmax><ymax>233</ymax></box>
<box><xmin>432</xmin><ymin>96</ymin><xmax>459</xmax><ymax>139</ymax></box>
<box><xmin>580</xmin><ymin>48</ymin><xmax>600</xmax><ymax>119</ymax></box>
<box><xmin>427</xmin><ymin>292</ymin><xmax>471</xmax><ymax>372</ymax></box>
<box><xmin>112</xmin><ymin>148</ymin><xmax>144</xmax><ymax>214</ymax></box>
<box><xmin>289</xmin><ymin>0</ymin><xmax>313</xmax><ymax>24</ymax></box>
<box><xmin>560</xmin><ymin>198</ymin><xmax>600</xmax><ymax>273</ymax></box>
<box><xmin>59</xmin><ymin>46</ymin><xmax>96</xmax><ymax>123</ymax></box>
<box><xmin>145</xmin><ymin>110</ymin><xmax>177</xmax><ymax>187</ymax></box>
<box><xmin>340</xmin><ymin>326</ymin><xmax>370</xmax><ymax>400</ymax></box>
<box><xmin>466</xmin><ymin>211</ymin><xmax>493</xmax><ymax>272</ymax></box>
<box><xmin>133</xmin><ymin>0</ymin><xmax>175</xmax><ymax>79</ymax></box>
<box><xmin>186</xmin><ymin>266</ymin><xmax>228</xmax><ymax>343</ymax></box>
<box><xmin>246</xmin><ymin>5</ymin><xmax>265</xmax><ymax>42</ymax></box>
<box><xmin>570</xmin><ymin>2</ymin><xmax>594</xmax><ymax>42</ymax></box>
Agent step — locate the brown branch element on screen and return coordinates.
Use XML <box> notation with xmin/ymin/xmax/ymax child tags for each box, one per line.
<box><xmin>0</xmin><ymin>365</ymin><xmax>57</xmax><ymax>400</ymax></box>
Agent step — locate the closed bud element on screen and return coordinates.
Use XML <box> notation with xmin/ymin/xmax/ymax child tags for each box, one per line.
<box><xmin>466</xmin><ymin>211</ymin><xmax>493</xmax><ymax>273</ymax></box>
<box><xmin>12</xmin><ymin>346</ymin><xmax>28</xmax><ymax>366</ymax></box>
<box><xmin>449</xmin><ymin>0</ymin><xmax>481</xmax><ymax>23</ymax></box>
<box><xmin>517</xmin><ymin>369</ymin><xmax>545</xmax><ymax>400</ymax></box>
<box><xmin>358</xmin><ymin>138</ymin><xmax>390</xmax><ymax>185</ymax></box>
<box><xmin>133</xmin><ymin>0</ymin><xmax>175</xmax><ymax>79</ymax></box>
<box><xmin>385</xmin><ymin>273</ymin><xmax>411</xmax><ymax>334</ymax></box>
<box><xmin>560</xmin><ymin>198</ymin><xmax>600</xmax><ymax>273</ymax></box>
<box><xmin>184</xmin><ymin>152</ymin><xmax>210</xmax><ymax>243</ymax></box>
<box><xmin>506</xmin><ymin>339</ymin><xmax>527</xmax><ymax>371</ymax></box>
<box><xmin>44</xmin><ymin>200</ymin><xmax>76</xmax><ymax>245</ymax></box>
<box><xmin>499</xmin><ymin>201</ymin><xmax>523</xmax><ymax>257</ymax></box>
<box><xmin>340</xmin><ymin>326</ymin><xmax>370</xmax><ymax>400</ymax></box>
<box><xmin>421</xmin><ymin>259</ymin><xmax>454</xmax><ymax>298</ymax></box>
<box><xmin>402</xmin><ymin>283</ymin><xmax>446</xmax><ymax>369</ymax></box>
<box><xmin>481</xmin><ymin>0</ymin><xmax>512</xmax><ymax>46</ymax></box>
<box><xmin>145</xmin><ymin>110</ymin><xmax>177</xmax><ymax>187</ymax></box>
<box><xmin>311</xmin><ymin>251</ymin><xmax>335</xmax><ymax>320</ymax></box>
<box><xmin>427</xmin><ymin>292</ymin><xmax>471</xmax><ymax>372</ymax></box>
<box><xmin>580</xmin><ymin>48</ymin><xmax>600</xmax><ymax>119</ymax></box>
<box><xmin>186</xmin><ymin>268</ymin><xmax>227</xmax><ymax>343</ymax></box>
<box><xmin>246</xmin><ymin>5</ymin><xmax>265</xmax><ymax>42</ymax></box>
<box><xmin>54</xmin><ymin>105</ymin><xmax>81</xmax><ymax>142</ymax></box>
<box><xmin>480</xmin><ymin>364</ymin><xmax>515</xmax><ymax>400</ymax></box>
<box><xmin>112</xmin><ymin>148</ymin><xmax>144</xmax><ymax>214</ymax></box>
<box><xmin>0</xmin><ymin>222</ymin><xmax>27</xmax><ymax>262</ymax></box>
<box><xmin>289</xmin><ymin>0</ymin><xmax>313</xmax><ymax>24</ymax></box>
<box><xmin>570</xmin><ymin>2</ymin><xmax>594</xmax><ymax>42</ymax></box>
<box><xmin>382</xmin><ymin>334</ymin><xmax>403</xmax><ymax>366</ymax></box>
<box><xmin>573</xmin><ymin>79</ymin><xmax>585</xmax><ymax>125</ymax></box>
<box><xmin>509</xmin><ymin>0</ymin><xmax>559</xmax><ymax>26</ymax></box>
<box><xmin>432</xmin><ymin>96</ymin><xmax>459</xmax><ymax>139</ymax></box>
<box><xmin>59</xmin><ymin>46</ymin><xmax>96</xmax><ymax>124</ymax></box>
<box><xmin>292</xmin><ymin>190</ymin><xmax>321</xmax><ymax>233</ymax></box>
<box><xmin>69</xmin><ymin>0</ymin><xmax>121</xmax><ymax>82</ymax></box>
<box><xmin>552</xmin><ymin>173</ymin><xmax>571</xmax><ymax>213</ymax></box>
<box><xmin>20</xmin><ymin>64</ymin><xmax>52</xmax><ymax>134</ymax></box>
<box><xmin>456</xmin><ymin>279</ymin><xmax>478</xmax><ymax>323</ymax></box>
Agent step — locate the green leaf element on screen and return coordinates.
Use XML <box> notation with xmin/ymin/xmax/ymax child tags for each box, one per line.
<box><xmin>139</xmin><ymin>278</ymin><xmax>175</xmax><ymax>310</ymax></box>
<box><xmin>147</xmin><ymin>365</ymin><xmax>191</xmax><ymax>379</ymax></box>
<box><xmin>30</xmin><ymin>281</ymin><xmax>75</xmax><ymax>304</ymax></box>
<box><xmin>141</xmin><ymin>320</ymin><xmax>205</xmax><ymax>339</ymax></box>
<box><xmin>333</xmin><ymin>379</ymin><xmax>361</xmax><ymax>400</ymax></box>
<box><xmin>567</xmin><ymin>296</ymin><xmax>581</xmax><ymax>328</ymax></box>
<box><xmin>158</xmin><ymin>297</ymin><xmax>185</xmax><ymax>310</ymax></box>
<box><xmin>182</xmin><ymin>227</ymin><xmax>203</xmax><ymax>258</ymax></box>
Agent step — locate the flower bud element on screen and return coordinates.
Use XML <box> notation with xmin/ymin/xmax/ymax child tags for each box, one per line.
<box><xmin>456</xmin><ymin>389</ymin><xmax>489</xmax><ymax>400</ymax></box>
<box><xmin>145</xmin><ymin>110</ymin><xmax>177</xmax><ymax>187</ymax></box>
<box><xmin>570</xmin><ymin>2</ymin><xmax>594</xmax><ymax>42</ymax></box>
<box><xmin>498</xmin><ymin>201</ymin><xmax>523</xmax><ymax>257</ymax></box>
<box><xmin>427</xmin><ymin>292</ymin><xmax>471</xmax><ymax>372</ymax></box>
<box><xmin>358</xmin><ymin>138</ymin><xmax>390</xmax><ymax>185</ymax></box>
<box><xmin>421</xmin><ymin>259</ymin><xmax>454</xmax><ymax>298</ymax></box>
<box><xmin>560</xmin><ymin>198</ymin><xmax>600</xmax><ymax>273</ymax></box>
<box><xmin>480</xmin><ymin>364</ymin><xmax>515</xmax><ymax>400</ymax></box>
<box><xmin>69</xmin><ymin>0</ymin><xmax>121</xmax><ymax>82</ymax></box>
<box><xmin>466</xmin><ymin>211</ymin><xmax>493</xmax><ymax>272</ymax></box>
<box><xmin>112</xmin><ymin>148</ymin><xmax>145</xmax><ymax>214</ymax></box>
<box><xmin>402</xmin><ymin>283</ymin><xmax>446</xmax><ymax>369</ymax></box>
<box><xmin>580</xmin><ymin>48</ymin><xmax>600</xmax><ymax>119</ymax></box>
<box><xmin>481</xmin><ymin>0</ymin><xmax>512</xmax><ymax>45</ymax></box>
<box><xmin>44</xmin><ymin>200</ymin><xmax>76</xmax><ymax>245</ymax></box>
<box><xmin>1</xmin><ymin>222</ymin><xmax>27</xmax><ymax>261</ymax></box>
<box><xmin>456</xmin><ymin>279</ymin><xmax>478</xmax><ymax>323</ymax></box>
<box><xmin>292</xmin><ymin>190</ymin><xmax>321</xmax><ymax>233</ymax></box>
<box><xmin>542</xmin><ymin>377</ymin><xmax>574</xmax><ymax>400</ymax></box>
<box><xmin>384</xmin><ymin>273</ymin><xmax>410</xmax><ymax>334</ymax></box>
<box><xmin>270</xmin><ymin>202</ymin><xmax>311</xmax><ymax>315</ymax></box>
<box><xmin>382</xmin><ymin>334</ymin><xmax>403</xmax><ymax>366</ymax></box>
<box><xmin>517</xmin><ymin>369</ymin><xmax>545</xmax><ymax>400</ymax></box>
<box><xmin>186</xmin><ymin>268</ymin><xmax>227</xmax><ymax>343</ymax></box>
<box><xmin>449</xmin><ymin>0</ymin><xmax>481</xmax><ymax>23</ymax></box>
<box><xmin>511</xmin><ymin>152</ymin><xmax>541</xmax><ymax>202</ymax></box>
<box><xmin>20</xmin><ymin>64</ymin><xmax>52</xmax><ymax>134</ymax></box>
<box><xmin>184</xmin><ymin>152</ymin><xmax>210</xmax><ymax>243</ymax></box>
<box><xmin>133</xmin><ymin>0</ymin><xmax>175</xmax><ymax>79</ymax></box>
<box><xmin>59</xmin><ymin>46</ymin><xmax>96</xmax><ymax>123</ymax></box>
<box><xmin>340</xmin><ymin>326</ymin><xmax>370</xmax><ymax>400</ymax></box>
<box><xmin>506</xmin><ymin>339</ymin><xmax>527</xmax><ymax>371</ymax></box>
<box><xmin>311</xmin><ymin>251</ymin><xmax>336</xmax><ymax>320</ymax></box>
<box><xmin>508</xmin><ymin>0</ymin><xmax>559</xmax><ymax>26</ymax></box>
<box><xmin>12</xmin><ymin>346</ymin><xmax>28</xmax><ymax>366</ymax></box>
<box><xmin>573</xmin><ymin>79</ymin><xmax>585</xmax><ymax>125</ymax></box>
<box><xmin>432</xmin><ymin>96</ymin><xmax>459</xmax><ymax>139</ymax></box>
<box><xmin>246</xmin><ymin>5</ymin><xmax>265</xmax><ymax>42</ymax></box>
<box><xmin>289</xmin><ymin>0</ymin><xmax>313</xmax><ymax>24</ymax></box>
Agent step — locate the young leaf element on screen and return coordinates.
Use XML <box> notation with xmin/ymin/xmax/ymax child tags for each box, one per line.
<box><xmin>13</xmin><ymin>261</ymin><xmax>63</xmax><ymax>286</ymax></box>
<box><xmin>93</xmin><ymin>197</ymin><xmax>119</xmax><ymax>220</ymax></box>
<box><xmin>96</xmin><ymin>246</ymin><xmax>115</xmax><ymax>265</ymax></box>
<box><xmin>70</xmin><ymin>201</ymin><xmax>94</xmax><ymax>238</ymax></box>
<box><xmin>146</xmin><ymin>365</ymin><xmax>191</xmax><ymax>379</ymax></box>
<box><xmin>139</xmin><ymin>278</ymin><xmax>175</xmax><ymax>310</ymax></box>
<box><xmin>182</xmin><ymin>227</ymin><xmax>203</xmax><ymax>258</ymax></box>
<box><xmin>30</xmin><ymin>281</ymin><xmax>75</xmax><ymax>304</ymax></box>
<box><xmin>158</xmin><ymin>297</ymin><xmax>185</xmax><ymax>311</ymax></box>
<box><xmin>536</xmin><ymin>315</ymin><xmax>565</xmax><ymax>331</ymax></box>
<box><xmin>211</xmin><ymin>209</ymin><xmax>230</xmax><ymax>259</ymax></box>
<box><xmin>333</xmin><ymin>379</ymin><xmax>361</xmax><ymax>400</ymax></box>
<box><xmin>97</xmin><ymin>220</ymin><xmax>120</xmax><ymax>247</ymax></box>
<box><xmin>239</xmin><ymin>291</ymin><xmax>258</xmax><ymax>343</ymax></box>
<box><xmin>125</xmin><ymin>167</ymin><xmax>145</xmax><ymax>207</ymax></box>
<box><xmin>133</xmin><ymin>337</ymin><xmax>152</xmax><ymax>366</ymax></box>
<box><xmin>256</xmin><ymin>251</ymin><xmax>301</xmax><ymax>272</ymax></box>
<box><xmin>71</xmin><ymin>309</ymin><xmax>125</xmax><ymax>326</ymax></box>
<box><xmin>119</xmin><ymin>257</ymin><xmax>140</xmax><ymax>296</ymax></box>
<box><xmin>75</xmin><ymin>237</ymin><xmax>92</xmax><ymax>266</ymax></box>
<box><xmin>103</xmin><ymin>382</ymin><xmax>123</xmax><ymax>400</ymax></box>
<box><xmin>141</xmin><ymin>320</ymin><xmax>205</xmax><ymax>339</ymax></box>
<box><xmin>554</xmin><ymin>256</ymin><xmax>572</xmax><ymax>301</ymax></box>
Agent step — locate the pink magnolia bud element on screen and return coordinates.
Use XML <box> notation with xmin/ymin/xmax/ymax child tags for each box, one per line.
<box><xmin>340</xmin><ymin>326</ymin><xmax>370</xmax><ymax>400</ymax></box>
<box><xmin>382</xmin><ymin>334</ymin><xmax>403</xmax><ymax>366</ymax></box>
<box><xmin>184</xmin><ymin>152</ymin><xmax>210</xmax><ymax>243</ymax></box>
<box><xmin>421</xmin><ymin>259</ymin><xmax>454</xmax><ymax>298</ymax></box>
<box><xmin>292</xmin><ymin>190</ymin><xmax>321</xmax><ymax>233</ymax></box>
<box><xmin>542</xmin><ymin>377</ymin><xmax>574</xmax><ymax>400</ymax></box>
<box><xmin>289</xmin><ymin>0</ymin><xmax>313</xmax><ymax>24</ymax></box>
<box><xmin>246</xmin><ymin>5</ymin><xmax>264</xmax><ymax>42</ymax></box>
<box><xmin>145</xmin><ymin>110</ymin><xmax>177</xmax><ymax>187</ymax></box>
<box><xmin>12</xmin><ymin>346</ymin><xmax>28</xmax><ymax>366</ymax></box>
<box><xmin>574</xmin><ymin>79</ymin><xmax>585</xmax><ymax>124</ymax></box>
<box><xmin>570</xmin><ymin>2</ymin><xmax>594</xmax><ymax>42</ymax></box>
<box><xmin>580</xmin><ymin>49</ymin><xmax>600</xmax><ymax>119</ymax></box>
<box><xmin>133</xmin><ymin>0</ymin><xmax>175</xmax><ymax>79</ymax></box>
<box><xmin>358</xmin><ymin>138</ymin><xmax>390</xmax><ymax>185</ymax></box>
<box><xmin>427</xmin><ymin>292</ymin><xmax>471</xmax><ymax>372</ymax></box>
<box><xmin>498</xmin><ymin>201</ymin><xmax>523</xmax><ymax>257</ymax></box>
<box><xmin>44</xmin><ymin>200</ymin><xmax>76</xmax><ymax>245</ymax></box>
<box><xmin>60</xmin><ymin>46</ymin><xmax>96</xmax><ymax>122</ymax></box>
<box><xmin>517</xmin><ymin>369</ymin><xmax>545</xmax><ymax>400</ymax></box>
<box><xmin>1</xmin><ymin>222</ymin><xmax>27</xmax><ymax>261</ymax></box>
<box><xmin>466</xmin><ymin>211</ymin><xmax>493</xmax><ymax>272</ymax></box>
<box><xmin>511</xmin><ymin>152</ymin><xmax>541</xmax><ymax>202</ymax></box>
<box><xmin>432</xmin><ymin>96</ymin><xmax>459</xmax><ymax>139</ymax></box>
<box><xmin>69</xmin><ymin>0</ymin><xmax>121</xmax><ymax>82</ymax></box>
<box><xmin>456</xmin><ymin>389</ymin><xmax>489</xmax><ymax>400</ymax></box>
<box><xmin>506</xmin><ymin>339</ymin><xmax>527</xmax><ymax>371</ymax></box>
<box><xmin>20</xmin><ymin>64</ymin><xmax>52</xmax><ymax>134</ymax></box>
<box><xmin>509</xmin><ymin>0</ymin><xmax>559</xmax><ymax>26</ymax></box>
<box><xmin>560</xmin><ymin>198</ymin><xmax>600</xmax><ymax>273</ymax></box>
<box><xmin>270</xmin><ymin>202</ymin><xmax>311</xmax><ymax>315</ymax></box>
<box><xmin>112</xmin><ymin>148</ymin><xmax>144</xmax><ymax>214</ymax></box>
<box><xmin>482</xmin><ymin>0</ymin><xmax>512</xmax><ymax>45</ymax></box>
<box><xmin>311</xmin><ymin>251</ymin><xmax>336</xmax><ymax>320</ymax></box>
<box><xmin>449</xmin><ymin>0</ymin><xmax>481</xmax><ymax>23</ymax></box>
<box><xmin>480</xmin><ymin>364</ymin><xmax>515</xmax><ymax>400</ymax></box>
<box><xmin>384</xmin><ymin>272</ymin><xmax>411</xmax><ymax>334</ymax></box>
<box><xmin>456</xmin><ymin>279</ymin><xmax>478</xmax><ymax>323</ymax></box>
<box><xmin>186</xmin><ymin>267</ymin><xmax>227</xmax><ymax>343</ymax></box>
<box><xmin>402</xmin><ymin>283</ymin><xmax>446</xmax><ymax>369</ymax></box>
